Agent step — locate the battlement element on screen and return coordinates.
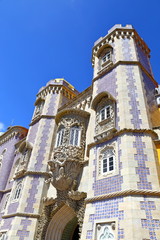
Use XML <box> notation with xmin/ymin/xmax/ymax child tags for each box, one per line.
<box><xmin>92</xmin><ymin>24</ymin><xmax>150</xmax><ymax>68</ymax></box>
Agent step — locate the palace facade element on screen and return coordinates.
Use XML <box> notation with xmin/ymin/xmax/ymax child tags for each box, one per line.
<box><xmin>0</xmin><ymin>24</ymin><xmax>160</xmax><ymax>240</ymax></box>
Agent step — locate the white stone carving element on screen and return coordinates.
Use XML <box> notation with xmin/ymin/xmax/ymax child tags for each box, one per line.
<box><xmin>48</xmin><ymin>115</ymin><xmax>87</xmax><ymax>191</ymax></box>
<box><xmin>96</xmin><ymin>222</ymin><xmax>115</xmax><ymax>240</ymax></box>
<box><xmin>14</xmin><ymin>149</ymin><xmax>31</xmax><ymax>178</ymax></box>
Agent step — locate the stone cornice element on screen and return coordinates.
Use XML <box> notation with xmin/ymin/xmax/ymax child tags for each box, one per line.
<box><xmin>36</xmin><ymin>84</ymin><xmax>78</xmax><ymax>99</ymax></box>
<box><xmin>55</xmin><ymin>108</ymin><xmax>90</xmax><ymax>124</ymax></box>
<box><xmin>87</xmin><ymin>128</ymin><xmax>158</xmax><ymax>157</ymax></box>
<box><xmin>92</xmin><ymin>27</ymin><xmax>150</xmax><ymax>66</ymax></box>
<box><xmin>0</xmin><ymin>189</ymin><xmax>11</xmax><ymax>193</ymax></box>
<box><xmin>0</xmin><ymin>126</ymin><xmax>28</xmax><ymax>146</ymax></box>
<box><xmin>2</xmin><ymin>213</ymin><xmax>40</xmax><ymax>219</ymax></box>
<box><xmin>85</xmin><ymin>189</ymin><xmax>160</xmax><ymax>203</ymax></box>
<box><xmin>13</xmin><ymin>170</ymin><xmax>51</xmax><ymax>180</ymax></box>
<box><xmin>92</xmin><ymin>60</ymin><xmax>158</xmax><ymax>87</ymax></box>
<box><xmin>30</xmin><ymin>115</ymin><xmax>55</xmax><ymax>126</ymax></box>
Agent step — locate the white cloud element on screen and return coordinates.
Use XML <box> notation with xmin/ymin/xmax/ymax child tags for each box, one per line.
<box><xmin>0</xmin><ymin>122</ymin><xmax>5</xmax><ymax>132</ymax></box>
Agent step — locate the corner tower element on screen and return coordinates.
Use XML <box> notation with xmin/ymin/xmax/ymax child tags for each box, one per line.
<box><xmin>81</xmin><ymin>25</ymin><xmax>160</xmax><ymax>240</ymax></box>
<box><xmin>0</xmin><ymin>79</ymin><xmax>78</xmax><ymax>240</ymax></box>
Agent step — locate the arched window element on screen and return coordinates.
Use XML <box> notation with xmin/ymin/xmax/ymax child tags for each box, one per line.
<box><xmin>0</xmin><ymin>149</ymin><xmax>7</xmax><ymax>171</ymax></box>
<box><xmin>13</xmin><ymin>181</ymin><xmax>22</xmax><ymax>200</ymax></box>
<box><xmin>101</xmin><ymin>149</ymin><xmax>115</xmax><ymax>174</ymax></box>
<box><xmin>9</xmin><ymin>158</ymin><xmax>20</xmax><ymax>181</ymax></box>
<box><xmin>22</xmin><ymin>148</ymin><xmax>28</xmax><ymax>162</ymax></box>
<box><xmin>34</xmin><ymin>98</ymin><xmax>45</xmax><ymax>117</ymax></box>
<box><xmin>98</xmin><ymin>47</ymin><xmax>113</xmax><ymax>71</ymax></box>
<box><xmin>101</xmin><ymin>50</ymin><xmax>112</xmax><ymax>64</ymax></box>
<box><xmin>55</xmin><ymin>127</ymin><xmax>65</xmax><ymax>147</ymax></box>
<box><xmin>2</xmin><ymin>193</ymin><xmax>10</xmax><ymax>211</ymax></box>
<box><xmin>69</xmin><ymin>126</ymin><xmax>80</xmax><ymax>146</ymax></box>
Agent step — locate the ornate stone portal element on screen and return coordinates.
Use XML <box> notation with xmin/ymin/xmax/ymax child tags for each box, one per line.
<box><xmin>35</xmin><ymin>111</ymin><xmax>89</xmax><ymax>239</ymax></box>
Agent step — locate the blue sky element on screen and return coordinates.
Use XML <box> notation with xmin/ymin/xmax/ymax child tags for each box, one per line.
<box><xmin>0</xmin><ymin>0</ymin><xmax>160</xmax><ymax>132</ymax></box>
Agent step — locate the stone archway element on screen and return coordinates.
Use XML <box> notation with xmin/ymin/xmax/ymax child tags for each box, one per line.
<box><xmin>61</xmin><ymin>216</ymin><xmax>79</xmax><ymax>240</ymax></box>
<box><xmin>45</xmin><ymin>204</ymin><xmax>78</xmax><ymax>240</ymax></box>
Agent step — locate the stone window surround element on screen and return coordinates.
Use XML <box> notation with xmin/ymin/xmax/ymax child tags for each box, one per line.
<box><xmin>99</xmin><ymin>105</ymin><xmax>111</xmax><ymax>122</ymax></box>
<box><xmin>91</xmin><ymin>92</ymin><xmax>116</xmax><ymax>140</ymax></box>
<box><xmin>55</xmin><ymin>125</ymin><xmax>81</xmax><ymax>148</ymax></box>
<box><xmin>1</xmin><ymin>193</ymin><xmax>10</xmax><ymax>212</ymax></box>
<box><xmin>97</xmin><ymin>144</ymin><xmax>118</xmax><ymax>180</ymax></box>
<box><xmin>102</xmin><ymin>151</ymin><xmax>115</xmax><ymax>175</ymax></box>
<box><xmin>97</xmin><ymin>45</ymin><xmax>113</xmax><ymax>73</ymax></box>
<box><xmin>33</xmin><ymin>97</ymin><xmax>45</xmax><ymax>118</ymax></box>
<box><xmin>0</xmin><ymin>148</ymin><xmax>7</xmax><ymax>169</ymax></box>
<box><xmin>11</xmin><ymin>180</ymin><xmax>23</xmax><ymax>202</ymax></box>
<box><xmin>95</xmin><ymin>98</ymin><xmax>115</xmax><ymax>138</ymax></box>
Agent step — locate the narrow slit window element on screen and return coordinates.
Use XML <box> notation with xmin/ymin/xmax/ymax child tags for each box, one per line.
<box><xmin>2</xmin><ymin>194</ymin><xmax>10</xmax><ymax>211</ymax></box>
<box><xmin>13</xmin><ymin>182</ymin><xmax>22</xmax><ymax>200</ymax></box>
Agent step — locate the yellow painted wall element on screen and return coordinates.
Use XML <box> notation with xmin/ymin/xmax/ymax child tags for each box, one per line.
<box><xmin>156</xmin><ymin>144</ymin><xmax>160</xmax><ymax>165</ymax></box>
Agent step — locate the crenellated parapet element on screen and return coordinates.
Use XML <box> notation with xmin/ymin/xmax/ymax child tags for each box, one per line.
<box><xmin>92</xmin><ymin>24</ymin><xmax>150</xmax><ymax>68</ymax></box>
<box><xmin>36</xmin><ymin>78</ymin><xmax>78</xmax><ymax>99</ymax></box>
<box><xmin>30</xmin><ymin>78</ymin><xmax>79</xmax><ymax>125</ymax></box>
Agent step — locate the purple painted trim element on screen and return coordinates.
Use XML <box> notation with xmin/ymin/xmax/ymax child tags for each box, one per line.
<box><xmin>27</xmin><ymin>122</ymin><xmax>39</xmax><ymax>144</ymax></box>
<box><xmin>126</xmin><ymin>66</ymin><xmax>142</xmax><ymax>128</ymax></box>
<box><xmin>34</xmin><ymin>119</ymin><xmax>52</xmax><ymax>171</ymax></box>
<box><xmin>136</xmin><ymin>44</ymin><xmax>152</xmax><ymax>75</ymax></box>
<box><xmin>24</xmin><ymin>177</ymin><xmax>40</xmax><ymax>213</ymax></box>
<box><xmin>17</xmin><ymin>218</ymin><xmax>32</xmax><ymax>240</ymax></box>
<box><xmin>7</xmin><ymin>202</ymin><xmax>19</xmax><ymax>215</ymax></box>
<box><xmin>122</xmin><ymin>38</ymin><xmax>132</xmax><ymax>61</ymax></box>
<box><xmin>133</xmin><ymin>133</ymin><xmax>152</xmax><ymax>190</ymax></box>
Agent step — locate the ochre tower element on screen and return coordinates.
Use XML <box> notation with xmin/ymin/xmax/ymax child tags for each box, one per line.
<box><xmin>0</xmin><ymin>25</ymin><xmax>160</xmax><ymax>240</ymax></box>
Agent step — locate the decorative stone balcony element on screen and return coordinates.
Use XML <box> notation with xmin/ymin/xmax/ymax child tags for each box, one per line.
<box><xmin>48</xmin><ymin>145</ymin><xmax>85</xmax><ymax>191</ymax></box>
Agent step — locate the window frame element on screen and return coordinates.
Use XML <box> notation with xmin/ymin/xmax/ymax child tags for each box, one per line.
<box><xmin>99</xmin><ymin>48</ymin><xmax>112</xmax><ymax>71</ymax></box>
<box><xmin>101</xmin><ymin>51</ymin><xmax>111</xmax><ymax>64</ymax></box>
<box><xmin>98</xmin><ymin>148</ymin><xmax>116</xmax><ymax>177</ymax></box>
<box><xmin>0</xmin><ymin>149</ymin><xmax>7</xmax><ymax>170</ymax></box>
<box><xmin>100</xmin><ymin>105</ymin><xmax>111</xmax><ymax>122</ymax></box>
<box><xmin>1</xmin><ymin>193</ymin><xmax>10</xmax><ymax>212</ymax></box>
<box><xmin>34</xmin><ymin>99</ymin><xmax>45</xmax><ymax>117</ymax></box>
<box><xmin>55</xmin><ymin>128</ymin><xmax>65</xmax><ymax>147</ymax></box>
<box><xmin>102</xmin><ymin>155</ymin><xmax>115</xmax><ymax>174</ymax></box>
<box><xmin>69</xmin><ymin>126</ymin><xmax>81</xmax><ymax>147</ymax></box>
<box><xmin>12</xmin><ymin>181</ymin><xmax>22</xmax><ymax>201</ymax></box>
